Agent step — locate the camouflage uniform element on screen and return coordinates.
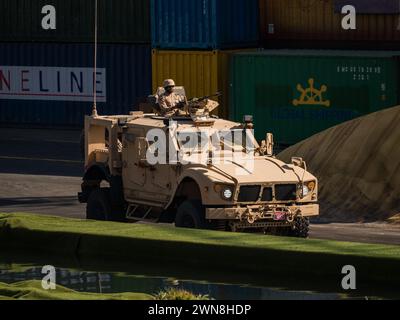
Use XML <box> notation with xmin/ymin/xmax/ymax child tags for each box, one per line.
<box><xmin>158</xmin><ymin>92</ymin><xmax>186</xmax><ymax>117</ymax></box>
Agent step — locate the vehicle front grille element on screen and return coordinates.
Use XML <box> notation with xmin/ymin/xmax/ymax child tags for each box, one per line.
<box><xmin>238</xmin><ymin>185</ymin><xmax>261</xmax><ymax>202</ymax></box>
<box><xmin>261</xmin><ymin>187</ymin><xmax>273</xmax><ymax>202</ymax></box>
<box><xmin>275</xmin><ymin>184</ymin><xmax>297</xmax><ymax>201</ymax></box>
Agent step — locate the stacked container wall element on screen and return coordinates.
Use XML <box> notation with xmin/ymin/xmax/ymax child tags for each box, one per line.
<box><xmin>0</xmin><ymin>43</ymin><xmax>152</xmax><ymax>127</ymax></box>
<box><xmin>260</xmin><ymin>0</ymin><xmax>400</xmax><ymax>49</ymax></box>
<box><xmin>0</xmin><ymin>0</ymin><xmax>150</xmax><ymax>43</ymax></box>
<box><xmin>151</xmin><ymin>0</ymin><xmax>259</xmax><ymax>49</ymax></box>
<box><xmin>230</xmin><ymin>50</ymin><xmax>400</xmax><ymax>144</ymax></box>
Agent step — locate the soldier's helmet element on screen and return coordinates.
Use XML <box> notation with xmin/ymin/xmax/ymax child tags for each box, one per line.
<box><xmin>163</xmin><ymin>79</ymin><xmax>176</xmax><ymax>88</ymax></box>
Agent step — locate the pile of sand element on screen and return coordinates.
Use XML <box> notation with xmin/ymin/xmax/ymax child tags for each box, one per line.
<box><xmin>278</xmin><ymin>105</ymin><xmax>400</xmax><ymax>223</ymax></box>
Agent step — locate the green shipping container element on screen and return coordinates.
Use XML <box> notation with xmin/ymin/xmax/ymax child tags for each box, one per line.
<box><xmin>0</xmin><ymin>0</ymin><xmax>150</xmax><ymax>43</ymax></box>
<box><xmin>230</xmin><ymin>50</ymin><xmax>400</xmax><ymax>145</ymax></box>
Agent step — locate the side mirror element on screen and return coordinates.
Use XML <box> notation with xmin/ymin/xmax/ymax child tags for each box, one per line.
<box><xmin>292</xmin><ymin>157</ymin><xmax>307</xmax><ymax>170</ymax></box>
<box><xmin>266</xmin><ymin>133</ymin><xmax>274</xmax><ymax>156</ymax></box>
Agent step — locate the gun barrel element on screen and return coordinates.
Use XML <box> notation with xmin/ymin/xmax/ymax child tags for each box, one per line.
<box><xmin>192</xmin><ymin>92</ymin><xmax>222</xmax><ymax>102</ymax></box>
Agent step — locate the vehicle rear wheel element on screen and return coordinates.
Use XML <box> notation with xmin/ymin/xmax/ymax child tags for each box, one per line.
<box><xmin>86</xmin><ymin>188</ymin><xmax>127</xmax><ymax>222</ymax></box>
<box><xmin>289</xmin><ymin>217</ymin><xmax>310</xmax><ymax>238</ymax></box>
<box><xmin>175</xmin><ymin>200</ymin><xmax>208</xmax><ymax>229</ymax></box>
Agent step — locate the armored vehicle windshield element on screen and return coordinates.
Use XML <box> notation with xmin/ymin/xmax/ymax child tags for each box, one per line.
<box><xmin>175</xmin><ymin>128</ymin><xmax>258</xmax><ymax>157</ymax></box>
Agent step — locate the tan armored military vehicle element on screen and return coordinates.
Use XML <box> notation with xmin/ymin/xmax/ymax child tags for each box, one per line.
<box><xmin>78</xmin><ymin>88</ymin><xmax>319</xmax><ymax>237</ymax></box>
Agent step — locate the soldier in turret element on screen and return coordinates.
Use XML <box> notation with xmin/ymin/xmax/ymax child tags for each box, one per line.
<box><xmin>158</xmin><ymin>79</ymin><xmax>186</xmax><ymax>117</ymax></box>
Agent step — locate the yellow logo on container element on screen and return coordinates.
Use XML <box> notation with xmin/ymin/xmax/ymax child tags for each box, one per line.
<box><xmin>293</xmin><ymin>78</ymin><xmax>330</xmax><ymax>107</ymax></box>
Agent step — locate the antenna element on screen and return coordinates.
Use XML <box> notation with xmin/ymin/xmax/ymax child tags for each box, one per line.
<box><xmin>91</xmin><ymin>0</ymin><xmax>99</xmax><ymax>117</ymax></box>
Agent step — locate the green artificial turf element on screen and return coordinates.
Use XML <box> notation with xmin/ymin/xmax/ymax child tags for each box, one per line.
<box><xmin>1</xmin><ymin>213</ymin><xmax>399</xmax><ymax>287</ymax></box>
<box><xmin>0</xmin><ymin>213</ymin><xmax>399</xmax><ymax>259</ymax></box>
<box><xmin>0</xmin><ymin>280</ymin><xmax>153</xmax><ymax>300</ymax></box>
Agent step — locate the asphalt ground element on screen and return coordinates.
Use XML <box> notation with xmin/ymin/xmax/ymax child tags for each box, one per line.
<box><xmin>0</xmin><ymin>127</ymin><xmax>85</xmax><ymax>219</ymax></box>
<box><xmin>0</xmin><ymin>127</ymin><xmax>399</xmax><ymax>245</ymax></box>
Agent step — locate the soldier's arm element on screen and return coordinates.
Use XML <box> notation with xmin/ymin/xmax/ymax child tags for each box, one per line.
<box><xmin>177</xmin><ymin>94</ymin><xmax>187</xmax><ymax>108</ymax></box>
<box><xmin>158</xmin><ymin>95</ymin><xmax>171</xmax><ymax>112</ymax></box>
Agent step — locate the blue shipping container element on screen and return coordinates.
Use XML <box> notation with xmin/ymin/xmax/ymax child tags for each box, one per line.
<box><xmin>151</xmin><ymin>0</ymin><xmax>259</xmax><ymax>49</ymax></box>
<box><xmin>0</xmin><ymin>43</ymin><xmax>152</xmax><ymax>127</ymax></box>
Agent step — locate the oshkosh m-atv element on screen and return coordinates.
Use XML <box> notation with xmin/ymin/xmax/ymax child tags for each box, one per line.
<box><xmin>78</xmin><ymin>88</ymin><xmax>319</xmax><ymax>237</ymax></box>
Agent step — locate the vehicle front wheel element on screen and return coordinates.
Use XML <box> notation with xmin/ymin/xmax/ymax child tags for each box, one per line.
<box><xmin>86</xmin><ymin>188</ymin><xmax>110</xmax><ymax>221</ymax></box>
<box><xmin>175</xmin><ymin>200</ymin><xmax>208</xmax><ymax>229</ymax></box>
<box><xmin>289</xmin><ymin>217</ymin><xmax>310</xmax><ymax>238</ymax></box>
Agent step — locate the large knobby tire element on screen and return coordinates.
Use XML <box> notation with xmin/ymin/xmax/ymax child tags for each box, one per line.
<box><xmin>86</xmin><ymin>189</ymin><xmax>110</xmax><ymax>221</ymax></box>
<box><xmin>175</xmin><ymin>200</ymin><xmax>208</xmax><ymax>229</ymax></box>
<box><xmin>289</xmin><ymin>217</ymin><xmax>310</xmax><ymax>238</ymax></box>
<box><xmin>86</xmin><ymin>188</ymin><xmax>127</xmax><ymax>222</ymax></box>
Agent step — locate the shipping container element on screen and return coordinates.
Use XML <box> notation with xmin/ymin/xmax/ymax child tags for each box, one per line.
<box><xmin>230</xmin><ymin>50</ymin><xmax>400</xmax><ymax>145</ymax></box>
<box><xmin>151</xmin><ymin>0</ymin><xmax>259</xmax><ymax>49</ymax></box>
<box><xmin>0</xmin><ymin>43</ymin><xmax>152</xmax><ymax>127</ymax></box>
<box><xmin>152</xmin><ymin>49</ymin><xmax>243</xmax><ymax>118</ymax></box>
<box><xmin>0</xmin><ymin>0</ymin><xmax>150</xmax><ymax>43</ymax></box>
<box><xmin>260</xmin><ymin>0</ymin><xmax>400</xmax><ymax>49</ymax></box>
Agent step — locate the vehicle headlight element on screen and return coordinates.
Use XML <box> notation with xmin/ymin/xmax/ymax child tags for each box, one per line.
<box><xmin>302</xmin><ymin>185</ymin><xmax>310</xmax><ymax>197</ymax></box>
<box><xmin>222</xmin><ymin>187</ymin><xmax>233</xmax><ymax>200</ymax></box>
<box><xmin>214</xmin><ymin>184</ymin><xmax>234</xmax><ymax>201</ymax></box>
<box><xmin>300</xmin><ymin>181</ymin><xmax>316</xmax><ymax>198</ymax></box>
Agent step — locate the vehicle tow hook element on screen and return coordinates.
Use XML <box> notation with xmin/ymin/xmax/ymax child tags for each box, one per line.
<box><xmin>286</xmin><ymin>209</ymin><xmax>299</xmax><ymax>223</ymax></box>
<box><xmin>246</xmin><ymin>207</ymin><xmax>262</xmax><ymax>225</ymax></box>
<box><xmin>286</xmin><ymin>213</ymin><xmax>295</xmax><ymax>223</ymax></box>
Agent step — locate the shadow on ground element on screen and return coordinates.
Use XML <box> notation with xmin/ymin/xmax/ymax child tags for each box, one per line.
<box><xmin>0</xmin><ymin>196</ymin><xmax>78</xmax><ymax>207</ymax></box>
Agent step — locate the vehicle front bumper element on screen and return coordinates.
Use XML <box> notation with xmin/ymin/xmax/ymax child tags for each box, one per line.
<box><xmin>206</xmin><ymin>203</ymin><xmax>319</xmax><ymax>223</ymax></box>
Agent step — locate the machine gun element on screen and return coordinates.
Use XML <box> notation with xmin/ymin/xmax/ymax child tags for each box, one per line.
<box><xmin>183</xmin><ymin>92</ymin><xmax>222</xmax><ymax>125</ymax></box>
<box><xmin>185</xmin><ymin>91</ymin><xmax>222</xmax><ymax>113</ymax></box>
<box><xmin>188</xmin><ymin>92</ymin><xmax>222</xmax><ymax>104</ymax></box>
